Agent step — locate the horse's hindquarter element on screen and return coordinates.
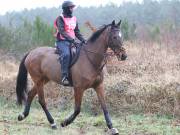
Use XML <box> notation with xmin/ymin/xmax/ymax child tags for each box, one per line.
<box><xmin>25</xmin><ymin>47</ymin><xmax>61</xmax><ymax>83</ymax></box>
<box><xmin>41</xmin><ymin>48</ymin><xmax>61</xmax><ymax>83</ymax></box>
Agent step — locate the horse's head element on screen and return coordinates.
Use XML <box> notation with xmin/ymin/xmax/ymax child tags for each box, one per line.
<box><xmin>108</xmin><ymin>20</ymin><xmax>127</xmax><ymax>61</ymax></box>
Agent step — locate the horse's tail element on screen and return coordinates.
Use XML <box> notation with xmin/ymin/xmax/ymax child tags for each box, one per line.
<box><xmin>16</xmin><ymin>53</ymin><xmax>29</xmax><ymax>105</ymax></box>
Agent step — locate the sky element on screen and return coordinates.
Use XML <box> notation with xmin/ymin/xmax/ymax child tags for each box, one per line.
<box><xmin>0</xmin><ymin>0</ymin><xmax>142</xmax><ymax>15</ymax></box>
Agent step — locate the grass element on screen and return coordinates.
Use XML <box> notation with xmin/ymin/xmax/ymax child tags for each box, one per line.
<box><xmin>0</xmin><ymin>96</ymin><xmax>179</xmax><ymax>135</ymax></box>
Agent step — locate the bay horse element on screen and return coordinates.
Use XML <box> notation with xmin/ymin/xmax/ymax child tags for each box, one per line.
<box><xmin>16</xmin><ymin>20</ymin><xmax>127</xmax><ymax>135</ymax></box>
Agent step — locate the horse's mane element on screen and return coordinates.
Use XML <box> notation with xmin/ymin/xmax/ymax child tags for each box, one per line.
<box><xmin>88</xmin><ymin>24</ymin><xmax>111</xmax><ymax>43</ymax></box>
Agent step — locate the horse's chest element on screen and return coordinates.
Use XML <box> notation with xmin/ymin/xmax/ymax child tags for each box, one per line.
<box><xmin>81</xmin><ymin>74</ymin><xmax>103</xmax><ymax>89</ymax></box>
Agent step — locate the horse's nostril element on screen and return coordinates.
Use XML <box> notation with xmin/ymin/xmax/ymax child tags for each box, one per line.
<box><xmin>121</xmin><ymin>54</ymin><xmax>127</xmax><ymax>60</ymax></box>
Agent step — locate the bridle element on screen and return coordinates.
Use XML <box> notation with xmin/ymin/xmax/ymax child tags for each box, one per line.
<box><xmin>108</xmin><ymin>27</ymin><xmax>124</xmax><ymax>56</ymax></box>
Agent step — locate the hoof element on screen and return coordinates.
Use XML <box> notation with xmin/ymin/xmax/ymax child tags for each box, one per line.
<box><xmin>111</xmin><ymin>128</ymin><xmax>119</xmax><ymax>135</ymax></box>
<box><xmin>18</xmin><ymin>114</ymin><xmax>25</xmax><ymax>121</ymax></box>
<box><xmin>61</xmin><ymin>120</ymin><xmax>67</xmax><ymax>127</ymax></box>
<box><xmin>61</xmin><ymin>122</ymin><xmax>66</xmax><ymax>127</ymax></box>
<box><xmin>51</xmin><ymin>123</ymin><xmax>57</xmax><ymax>129</ymax></box>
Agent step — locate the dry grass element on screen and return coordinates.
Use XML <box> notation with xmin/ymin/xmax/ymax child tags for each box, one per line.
<box><xmin>0</xmin><ymin>50</ymin><xmax>19</xmax><ymax>100</ymax></box>
<box><xmin>0</xmin><ymin>42</ymin><xmax>180</xmax><ymax>117</ymax></box>
<box><xmin>105</xmin><ymin>42</ymin><xmax>180</xmax><ymax>116</ymax></box>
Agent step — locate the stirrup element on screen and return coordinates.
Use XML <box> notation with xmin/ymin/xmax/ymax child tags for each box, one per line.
<box><xmin>61</xmin><ymin>77</ymin><xmax>70</xmax><ymax>86</ymax></box>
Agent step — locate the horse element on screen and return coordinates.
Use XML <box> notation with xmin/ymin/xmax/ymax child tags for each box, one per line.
<box><xmin>16</xmin><ymin>20</ymin><xmax>127</xmax><ymax>135</ymax></box>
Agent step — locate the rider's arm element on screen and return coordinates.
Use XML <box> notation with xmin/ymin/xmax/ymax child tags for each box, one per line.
<box><xmin>56</xmin><ymin>16</ymin><xmax>74</xmax><ymax>42</ymax></box>
<box><xmin>74</xmin><ymin>22</ymin><xmax>86</xmax><ymax>42</ymax></box>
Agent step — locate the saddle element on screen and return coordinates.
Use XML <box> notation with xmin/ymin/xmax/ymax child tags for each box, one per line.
<box><xmin>55</xmin><ymin>42</ymin><xmax>82</xmax><ymax>67</ymax></box>
<box><xmin>69</xmin><ymin>43</ymin><xmax>82</xmax><ymax>67</ymax></box>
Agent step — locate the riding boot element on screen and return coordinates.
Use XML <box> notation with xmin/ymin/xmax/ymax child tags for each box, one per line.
<box><xmin>60</xmin><ymin>55</ymin><xmax>70</xmax><ymax>86</ymax></box>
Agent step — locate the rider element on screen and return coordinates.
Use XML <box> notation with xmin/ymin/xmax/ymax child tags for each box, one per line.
<box><xmin>54</xmin><ymin>1</ymin><xmax>86</xmax><ymax>86</ymax></box>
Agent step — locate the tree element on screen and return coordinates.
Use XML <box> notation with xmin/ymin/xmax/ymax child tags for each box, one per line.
<box><xmin>121</xmin><ymin>19</ymin><xmax>130</xmax><ymax>40</ymax></box>
<box><xmin>32</xmin><ymin>16</ymin><xmax>55</xmax><ymax>46</ymax></box>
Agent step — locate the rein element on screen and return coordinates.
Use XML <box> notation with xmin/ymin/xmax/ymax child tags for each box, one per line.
<box><xmin>83</xmin><ymin>47</ymin><xmax>108</xmax><ymax>73</ymax></box>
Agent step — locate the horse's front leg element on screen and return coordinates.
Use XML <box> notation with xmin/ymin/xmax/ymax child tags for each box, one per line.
<box><xmin>95</xmin><ymin>83</ymin><xmax>119</xmax><ymax>135</ymax></box>
<box><xmin>61</xmin><ymin>88</ymin><xmax>84</xmax><ymax>127</ymax></box>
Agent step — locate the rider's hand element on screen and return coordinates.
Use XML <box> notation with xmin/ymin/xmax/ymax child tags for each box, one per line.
<box><xmin>82</xmin><ymin>40</ymin><xmax>87</xmax><ymax>44</ymax></box>
<box><xmin>74</xmin><ymin>41</ymin><xmax>79</xmax><ymax>45</ymax></box>
<box><xmin>71</xmin><ymin>39</ymin><xmax>78</xmax><ymax>46</ymax></box>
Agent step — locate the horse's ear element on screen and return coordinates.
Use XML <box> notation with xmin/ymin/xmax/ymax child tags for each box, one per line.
<box><xmin>111</xmin><ymin>20</ymin><xmax>115</xmax><ymax>26</ymax></box>
<box><xmin>117</xmin><ymin>20</ymin><xmax>121</xmax><ymax>26</ymax></box>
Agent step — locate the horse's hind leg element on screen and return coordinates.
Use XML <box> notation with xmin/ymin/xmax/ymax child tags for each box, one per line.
<box><xmin>18</xmin><ymin>85</ymin><xmax>37</xmax><ymax>121</ymax></box>
<box><xmin>61</xmin><ymin>88</ymin><xmax>84</xmax><ymax>127</ymax></box>
<box><xmin>37</xmin><ymin>81</ymin><xmax>57</xmax><ymax>129</ymax></box>
<box><xmin>95</xmin><ymin>83</ymin><xmax>119</xmax><ymax>135</ymax></box>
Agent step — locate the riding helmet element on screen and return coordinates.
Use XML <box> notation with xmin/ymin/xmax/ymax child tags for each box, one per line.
<box><xmin>62</xmin><ymin>1</ymin><xmax>75</xmax><ymax>9</ymax></box>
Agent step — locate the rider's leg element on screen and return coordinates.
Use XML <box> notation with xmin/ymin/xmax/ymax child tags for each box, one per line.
<box><xmin>56</xmin><ymin>41</ymin><xmax>71</xmax><ymax>85</ymax></box>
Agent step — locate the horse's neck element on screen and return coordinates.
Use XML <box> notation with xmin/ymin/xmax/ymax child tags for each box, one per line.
<box><xmin>83</xmin><ymin>30</ymin><xmax>108</xmax><ymax>70</ymax></box>
<box><xmin>86</xmin><ymin>29</ymin><xmax>108</xmax><ymax>54</ymax></box>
